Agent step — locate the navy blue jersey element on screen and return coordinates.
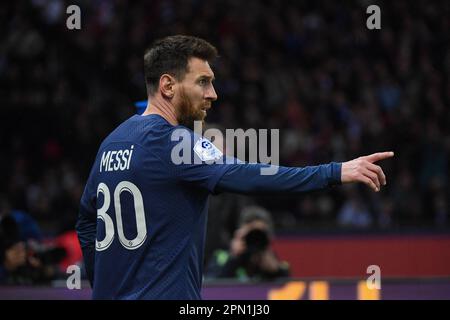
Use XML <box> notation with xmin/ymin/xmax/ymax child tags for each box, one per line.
<box><xmin>76</xmin><ymin>114</ymin><xmax>341</xmax><ymax>300</ymax></box>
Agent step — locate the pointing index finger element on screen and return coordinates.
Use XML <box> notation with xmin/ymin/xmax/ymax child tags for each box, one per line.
<box><xmin>364</xmin><ymin>151</ymin><xmax>395</xmax><ymax>163</ymax></box>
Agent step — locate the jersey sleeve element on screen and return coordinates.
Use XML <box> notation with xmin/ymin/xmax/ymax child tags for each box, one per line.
<box><xmin>215</xmin><ymin>162</ymin><xmax>342</xmax><ymax>194</ymax></box>
<box><xmin>162</xmin><ymin>128</ymin><xmax>238</xmax><ymax>193</ymax></box>
<box><xmin>75</xmin><ymin>161</ymin><xmax>98</xmax><ymax>286</ymax></box>
<box><xmin>163</xmin><ymin>127</ymin><xmax>341</xmax><ymax>195</ymax></box>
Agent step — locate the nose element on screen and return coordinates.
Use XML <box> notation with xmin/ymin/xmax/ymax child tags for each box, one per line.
<box><xmin>205</xmin><ymin>84</ymin><xmax>218</xmax><ymax>102</ymax></box>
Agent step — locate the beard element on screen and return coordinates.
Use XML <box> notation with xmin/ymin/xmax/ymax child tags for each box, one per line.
<box><xmin>176</xmin><ymin>86</ymin><xmax>206</xmax><ymax>131</ymax></box>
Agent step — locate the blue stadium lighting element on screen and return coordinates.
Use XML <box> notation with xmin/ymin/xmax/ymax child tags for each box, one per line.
<box><xmin>134</xmin><ymin>100</ymin><xmax>148</xmax><ymax>115</ymax></box>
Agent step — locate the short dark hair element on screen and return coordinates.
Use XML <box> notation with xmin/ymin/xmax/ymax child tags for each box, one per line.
<box><xmin>144</xmin><ymin>35</ymin><xmax>218</xmax><ymax>96</ymax></box>
<box><xmin>239</xmin><ymin>205</ymin><xmax>274</xmax><ymax>235</ymax></box>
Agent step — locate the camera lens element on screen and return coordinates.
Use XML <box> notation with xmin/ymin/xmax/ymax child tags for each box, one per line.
<box><xmin>244</xmin><ymin>229</ymin><xmax>269</xmax><ymax>252</ymax></box>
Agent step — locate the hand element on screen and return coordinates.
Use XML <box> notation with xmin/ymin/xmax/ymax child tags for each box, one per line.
<box><xmin>230</xmin><ymin>226</ymin><xmax>249</xmax><ymax>257</ymax></box>
<box><xmin>253</xmin><ymin>250</ymin><xmax>280</xmax><ymax>273</ymax></box>
<box><xmin>230</xmin><ymin>221</ymin><xmax>270</xmax><ymax>257</ymax></box>
<box><xmin>341</xmin><ymin>151</ymin><xmax>394</xmax><ymax>192</ymax></box>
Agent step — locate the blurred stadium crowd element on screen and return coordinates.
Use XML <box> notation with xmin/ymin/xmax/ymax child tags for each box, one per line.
<box><xmin>0</xmin><ymin>0</ymin><xmax>449</xmax><ymax>280</ymax></box>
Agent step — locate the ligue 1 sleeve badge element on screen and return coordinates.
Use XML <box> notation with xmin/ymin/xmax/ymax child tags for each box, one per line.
<box><xmin>194</xmin><ymin>138</ymin><xmax>223</xmax><ymax>162</ymax></box>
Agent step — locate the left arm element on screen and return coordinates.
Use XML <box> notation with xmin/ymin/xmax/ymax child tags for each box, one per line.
<box><xmin>75</xmin><ymin>167</ymin><xmax>97</xmax><ymax>287</ymax></box>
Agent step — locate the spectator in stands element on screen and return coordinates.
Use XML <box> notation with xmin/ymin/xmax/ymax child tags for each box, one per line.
<box><xmin>0</xmin><ymin>0</ymin><xmax>448</xmax><ymax>239</ymax></box>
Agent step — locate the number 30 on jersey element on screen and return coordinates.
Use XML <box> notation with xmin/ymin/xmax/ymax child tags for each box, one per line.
<box><xmin>95</xmin><ymin>181</ymin><xmax>147</xmax><ymax>251</ymax></box>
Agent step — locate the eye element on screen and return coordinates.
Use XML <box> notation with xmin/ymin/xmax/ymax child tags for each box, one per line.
<box><xmin>199</xmin><ymin>79</ymin><xmax>208</xmax><ymax>86</ymax></box>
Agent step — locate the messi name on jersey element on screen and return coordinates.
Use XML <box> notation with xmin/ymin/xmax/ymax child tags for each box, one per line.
<box><xmin>99</xmin><ymin>145</ymin><xmax>134</xmax><ymax>172</ymax></box>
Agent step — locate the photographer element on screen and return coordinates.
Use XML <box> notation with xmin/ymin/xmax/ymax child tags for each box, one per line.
<box><xmin>206</xmin><ymin>206</ymin><xmax>290</xmax><ymax>281</ymax></box>
<box><xmin>0</xmin><ymin>195</ymin><xmax>66</xmax><ymax>285</ymax></box>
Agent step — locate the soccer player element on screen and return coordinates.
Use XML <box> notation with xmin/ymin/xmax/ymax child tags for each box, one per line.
<box><xmin>76</xmin><ymin>35</ymin><xmax>394</xmax><ymax>299</ymax></box>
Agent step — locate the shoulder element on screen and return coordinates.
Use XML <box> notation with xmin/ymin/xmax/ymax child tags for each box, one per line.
<box><xmin>97</xmin><ymin>114</ymin><xmax>172</xmax><ymax>152</ymax></box>
<box><xmin>168</xmin><ymin>126</ymin><xmax>223</xmax><ymax>163</ymax></box>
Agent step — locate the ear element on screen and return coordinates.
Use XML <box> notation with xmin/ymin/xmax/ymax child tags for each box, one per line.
<box><xmin>159</xmin><ymin>74</ymin><xmax>175</xmax><ymax>98</ymax></box>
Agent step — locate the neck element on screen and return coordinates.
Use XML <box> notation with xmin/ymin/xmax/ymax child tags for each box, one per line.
<box><xmin>142</xmin><ymin>95</ymin><xmax>178</xmax><ymax>126</ymax></box>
